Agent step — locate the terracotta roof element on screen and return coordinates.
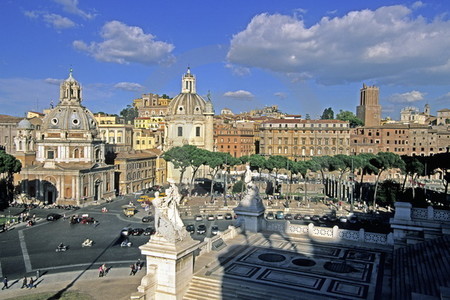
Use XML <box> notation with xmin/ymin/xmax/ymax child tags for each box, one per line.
<box><xmin>0</xmin><ymin>114</ymin><xmax>22</xmax><ymax>123</ymax></box>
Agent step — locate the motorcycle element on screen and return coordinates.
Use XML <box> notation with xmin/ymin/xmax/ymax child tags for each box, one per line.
<box><xmin>82</xmin><ymin>239</ymin><xmax>93</xmax><ymax>247</ymax></box>
<box><xmin>56</xmin><ymin>243</ymin><xmax>68</xmax><ymax>252</ymax></box>
<box><xmin>120</xmin><ymin>240</ymin><xmax>132</xmax><ymax>247</ymax></box>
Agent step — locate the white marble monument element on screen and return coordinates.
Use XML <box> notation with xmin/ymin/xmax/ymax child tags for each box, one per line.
<box><xmin>234</xmin><ymin>165</ymin><xmax>266</xmax><ymax>232</ymax></box>
<box><xmin>134</xmin><ymin>179</ymin><xmax>199</xmax><ymax>300</ymax></box>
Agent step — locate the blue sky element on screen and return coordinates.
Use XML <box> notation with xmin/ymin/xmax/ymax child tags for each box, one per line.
<box><xmin>1</xmin><ymin>0</ymin><xmax>449</xmax><ymax>119</ymax></box>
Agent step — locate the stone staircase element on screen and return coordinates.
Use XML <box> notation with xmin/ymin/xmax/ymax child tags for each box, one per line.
<box><xmin>184</xmin><ymin>275</ymin><xmax>310</xmax><ymax>300</ymax></box>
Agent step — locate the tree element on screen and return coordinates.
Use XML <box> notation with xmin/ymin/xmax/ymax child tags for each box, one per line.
<box><xmin>401</xmin><ymin>155</ymin><xmax>424</xmax><ymax>199</ymax></box>
<box><xmin>265</xmin><ymin>155</ymin><xmax>288</xmax><ymax>181</ymax></box>
<box><xmin>0</xmin><ymin>150</ymin><xmax>22</xmax><ymax>207</ymax></box>
<box><xmin>423</xmin><ymin>152</ymin><xmax>450</xmax><ymax>196</ymax></box>
<box><xmin>205</xmin><ymin>151</ymin><xmax>227</xmax><ymax>196</ymax></box>
<box><xmin>305</xmin><ymin>114</ymin><xmax>311</xmax><ymax>120</ymax></box>
<box><xmin>328</xmin><ymin>154</ymin><xmax>353</xmax><ymax>200</ymax></box>
<box><xmin>321</xmin><ymin>107</ymin><xmax>334</xmax><ymax>120</ymax></box>
<box><xmin>336</xmin><ymin>110</ymin><xmax>364</xmax><ymax>128</ymax></box>
<box><xmin>290</xmin><ymin>160</ymin><xmax>316</xmax><ymax>202</ymax></box>
<box><xmin>189</xmin><ymin>148</ymin><xmax>209</xmax><ymax>184</ymax></box>
<box><xmin>370</xmin><ymin>152</ymin><xmax>405</xmax><ymax>208</ymax></box>
<box><xmin>241</xmin><ymin>154</ymin><xmax>266</xmax><ymax>179</ymax></box>
<box><xmin>162</xmin><ymin>145</ymin><xmax>199</xmax><ymax>184</ymax></box>
<box><xmin>119</xmin><ymin>104</ymin><xmax>138</xmax><ymax>124</ymax></box>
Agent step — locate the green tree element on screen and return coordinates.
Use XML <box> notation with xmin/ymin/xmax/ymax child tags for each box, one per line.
<box><xmin>305</xmin><ymin>114</ymin><xmax>311</xmax><ymax>120</ymax></box>
<box><xmin>162</xmin><ymin>145</ymin><xmax>198</xmax><ymax>183</ymax></box>
<box><xmin>119</xmin><ymin>104</ymin><xmax>138</xmax><ymax>124</ymax></box>
<box><xmin>0</xmin><ymin>150</ymin><xmax>22</xmax><ymax>207</ymax></box>
<box><xmin>401</xmin><ymin>155</ymin><xmax>424</xmax><ymax>199</ymax></box>
<box><xmin>205</xmin><ymin>151</ymin><xmax>227</xmax><ymax>195</ymax></box>
<box><xmin>336</xmin><ymin>110</ymin><xmax>364</xmax><ymax>128</ymax></box>
<box><xmin>377</xmin><ymin>179</ymin><xmax>401</xmax><ymax>207</ymax></box>
<box><xmin>354</xmin><ymin>153</ymin><xmax>377</xmax><ymax>202</ymax></box>
<box><xmin>241</xmin><ymin>154</ymin><xmax>266</xmax><ymax>178</ymax></box>
<box><xmin>265</xmin><ymin>155</ymin><xmax>288</xmax><ymax>181</ymax></box>
<box><xmin>370</xmin><ymin>152</ymin><xmax>405</xmax><ymax>208</ymax></box>
<box><xmin>189</xmin><ymin>148</ymin><xmax>209</xmax><ymax>184</ymax></box>
<box><xmin>321</xmin><ymin>107</ymin><xmax>334</xmax><ymax>120</ymax></box>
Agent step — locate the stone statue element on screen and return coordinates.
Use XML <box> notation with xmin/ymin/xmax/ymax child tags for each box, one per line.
<box><xmin>153</xmin><ymin>179</ymin><xmax>186</xmax><ymax>242</ymax></box>
<box><xmin>239</xmin><ymin>164</ymin><xmax>263</xmax><ymax>208</ymax></box>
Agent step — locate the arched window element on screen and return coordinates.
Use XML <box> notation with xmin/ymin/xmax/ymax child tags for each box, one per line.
<box><xmin>74</xmin><ymin>148</ymin><xmax>80</xmax><ymax>158</ymax></box>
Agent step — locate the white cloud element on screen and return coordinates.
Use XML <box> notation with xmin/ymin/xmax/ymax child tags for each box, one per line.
<box><xmin>227</xmin><ymin>5</ymin><xmax>450</xmax><ymax>85</ymax></box>
<box><xmin>436</xmin><ymin>92</ymin><xmax>450</xmax><ymax>104</ymax></box>
<box><xmin>225</xmin><ymin>63</ymin><xmax>250</xmax><ymax>76</ymax></box>
<box><xmin>24</xmin><ymin>11</ymin><xmax>76</xmax><ymax>30</ymax></box>
<box><xmin>52</xmin><ymin>0</ymin><xmax>95</xmax><ymax>20</ymax></box>
<box><xmin>114</xmin><ymin>82</ymin><xmax>144</xmax><ymax>92</ymax></box>
<box><xmin>411</xmin><ymin>1</ymin><xmax>424</xmax><ymax>9</ymax></box>
<box><xmin>45</xmin><ymin>78</ymin><xmax>63</xmax><ymax>85</ymax></box>
<box><xmin>387</xmin><ymin>90</ymin><xmax>426</xmax><ymax>103</ymax></box>
<box><xmin>43</xmin><ymin>13</ymin><xmax>76</xmax><ymax>29</ymax></box>
<box><xmin>223</xmin><ymin>90</ymin><xmax>254</xmax><ymax>99</ymax></box>
<box><xmin>274</xmin><ymin>92</ymin><xmax>287</xmax><ymax>99</ymax></box>
<box><xmin>73</xmin><ymin>21</ymin><xmax>175</xmax><ymax>65</ymax></box>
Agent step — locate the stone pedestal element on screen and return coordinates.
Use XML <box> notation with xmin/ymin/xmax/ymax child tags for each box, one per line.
<box><xmin>138</xmin><ymin>234</ymin><xmax>200</xmax><ymax>300</ymax></box>
<box><xmin>234</xmin><ymin>201</ymin><xmax>265</xmax><ymax>233</ymax></box>
<box><xmin>394</xmin><ymin>202</ymin><xmax>412</xmax><ymax>221</ymax></box>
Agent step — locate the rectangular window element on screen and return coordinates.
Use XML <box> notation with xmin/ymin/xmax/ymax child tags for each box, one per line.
<box><xmin>178</xmin><ymin>126</ymin><xmax>183</xmax><ymax>137</ymax></box>
<box><xmin>196</xmin><ymin>126</ymin><xmax>200</xmax><ymax>137</ymax></box>
<box><xmin>47</xmin><ymin>150</ymin><xmax>54</xmax><ymax>159</ymax></box>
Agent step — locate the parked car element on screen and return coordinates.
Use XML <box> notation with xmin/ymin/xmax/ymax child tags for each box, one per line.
<box><xmin>293</xmin><ymin>214</ymin><xmax>302</xmax><ymax>220</ymax></box>
<box><xmin>217</xmin><ymin>214</ymin><xmax>224</xmax><ymax>220</ymax></box>
<box><xmin>275</xmin><ymin>211</ymin><xmax>284</xmax><ymax>220</ymax></box>
<box><xmin>211</xmin><ymin>225</ymin><xmax>219</xmax><ymax>235</ymax></box>
<box><xmin>80</xmin><ymin>217</ymin><xmax>95</xmax><ymax>224</ymax></box>
<box><xmin>303</xmin><ymin>214</ymin><xmax>312</xmax><ymax>220</ymax></box>
<box><xmin>348</xmin><ymin>216</ymin><xmax>358</xmax><ymax>224</ymax></box>
<box><xmin>224</xmin><ymin>213</ymin><xmax>233</xmax><ymax>220</ymax></box>
<box><xmin>207</xmin><ymin>215</ymin><xmax>215</xmax><ymax>221</ymax></box>
<box><xmin>46</xmin><ymin>213</ymin><xmax>61</xmax><ymax>221</ymax></box>
<box><xmin>266</xmin><ymin>212</ymin><xmax>275</xmax><ymax>220</ymax></box>
<box><xmin>284</xmin><ymin>213</ymin><xmax>293</xmax><ymax>220</ymax></box>
<box><xmin>311</xmin><ymin>215</ymin><xmax>320</xmax><ymax>221</ymax></box>
<box><xmin>143</xmin><ymin>227</ymin><xmax>155</xmax><ymax>236</ymax></box>
<box><xmin>132</xmin><ymin>228</ymin><xmax>145</xmax><ymax>236</ymax></box>
<box><xmin>186</xmin><ymin>224</ymin><xmax>195</xmax><ymax>234</ymax></box>
<box><xmin>195</xmin><ymin>215</ymin><xmax>203</xmax><ymax>221</ymax></box>
<box><xmin>197</xmin><ymin>224</ymin><xmax>207</xmax><ymax>234</ymax></box>
<box><xmin>339</xmin><ymin>216</ymin><xmax>348</xmax><ymax>223</ymax></box>
<box><xmin>142</xmin><ymin>215</ymin><xmax>153</xmax><ymax>223</ymax></box>
<box><xmin>121</xmin><ymin>227</ymin><xmax>132</xmax><ymax>236</ymax></box>
<box><xmin>319</xmin><ymin>215</ymin><xmax>329</xmax><ymax>222</ymax></box>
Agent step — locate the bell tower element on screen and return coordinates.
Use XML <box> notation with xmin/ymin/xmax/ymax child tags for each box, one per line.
<box><xmin>181</xmin><ymin>67</ymin><xmax>196</xmax><ymax>94</ymax></box>
<box><xmin>356</xmin><ymin>83</ymin><xmax>381</xmax><ymax>127</ymax></box>
<box><xmin>59</xmin><ymin>69</ymin><xmax>82</xmax><ymax>105</ymax></box>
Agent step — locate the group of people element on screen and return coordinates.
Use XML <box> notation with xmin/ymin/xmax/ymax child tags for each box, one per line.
<box><xmin>2</xmin><ymin>275</ymin><xmax>37</xmax><ymax>290</ymax></box>
<box><xmin>98</xmin><ymin>264</ymin><xmax>109</xmax><ymax>277</ymax></box>
<box><xmin>129</xmin><ymin>259</ymin><xmax>143</xmax><ymax>276</ymax></box>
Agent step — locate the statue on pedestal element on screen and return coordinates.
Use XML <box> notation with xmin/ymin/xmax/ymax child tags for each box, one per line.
<box><xmin>238</xmin><ymin>164</ymin><xmax>263</xmax><ymax>208</ymax></box>
<box><xmin>153</xmin><ymin>179</ymin><xmax>187</xmax><ymax>242</ymax></box>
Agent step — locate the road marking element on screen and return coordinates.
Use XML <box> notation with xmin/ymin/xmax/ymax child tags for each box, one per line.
<box><xmin>0</xmin><ymin>260</ymin><xmax>3</xmax><ymax>278</ymax></box>
<box><xmin>18</xmin><ymin>230</ymin><xmax>32</xmax><ymax>273</ymax></box>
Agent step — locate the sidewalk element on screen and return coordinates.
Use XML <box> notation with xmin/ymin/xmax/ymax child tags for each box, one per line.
<box><xmin>1</xmin><ymin>267</ymin><xmax>143</xmax><ymax>300</ymax></box>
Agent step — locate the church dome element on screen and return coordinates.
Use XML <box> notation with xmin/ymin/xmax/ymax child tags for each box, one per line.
<box><xmin>41</xmin><ymin>70</ymin><xmax>98</xmax><ymax>134</ymax></box>
<box><xmin>168</xmin><ymin>93</ymin><xmax>207</xmax><ymax>115</ymax></box>
<box><xmin>17</xmin><ymin>119</ymin><xmax>33</xmax><ymax>129</ymax></box>
<box><xmin>167</xmin><ymin>67</ymin><xmax>209</xmax><ymax>115</ymax></box>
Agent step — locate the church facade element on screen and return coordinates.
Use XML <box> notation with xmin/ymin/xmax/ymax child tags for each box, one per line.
<box><xmin>15</xmin><ymin>70</ymin><xmax>115</xmax><ymax>205</ymax></box>
<box><xmin>164</xmin><ymin>68</ymin><xmax>214</xmax><ymax>183</ymax></box>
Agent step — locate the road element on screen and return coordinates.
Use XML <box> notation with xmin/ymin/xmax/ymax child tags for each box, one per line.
<box><xmin>0</xmin><ymin>195</ymin><xmax>234</xmax><ymax>280</ymax></box>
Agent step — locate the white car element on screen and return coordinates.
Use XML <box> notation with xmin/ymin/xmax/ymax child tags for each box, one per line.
<box><xmin>217</xmin><ymin>214</ymin><xmax>224</xmax><ymax>220</ymax></box>
<box><xmin>207</xmin><ymin>215</ymin><xmax>215</xmax><ymax>221</ymax></box>
<box><xmin>195</xmin><ymin>215</ymin><xmax>203</xmax><ymax>221</ymax></box>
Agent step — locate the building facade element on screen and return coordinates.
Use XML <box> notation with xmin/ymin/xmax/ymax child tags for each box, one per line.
<box><xmin>214</xmin><ymin>120</ymin><xmax>255</xmax><ymax>157</ymax></box>
<box><xmin>16</xmin><ymin>70</ymin><xmax>115</xmax><ymax>205</ymax></box>
<box><xmin>164</xmin><ymin>68</ymin><xmax>214</xmax><ymax>182</ymax></box>
<box><xmin>259</xmin><ymin>119</ymin><xmax>351</xmax><ymax>160</ymax></box>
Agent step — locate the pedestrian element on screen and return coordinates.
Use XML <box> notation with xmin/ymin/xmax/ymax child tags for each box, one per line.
<box><xmin>129</xmin><ymin>264</ymin><xmax>136</xmax><ymax>276</ymax></box>
<box><xmin>136</xmin><ymin>259</ymin><xmax>142</xmax><ymax>271</ymax></box>
<box><xmin>21</xmin><ymin>276</ymin><xmax>28</xmax><ymax>288</ymax></box>
<box><xmin>36</xmin><ymin>269</ymin><xmax>40</xmax><ymax>279</ymax></box>
<box><xmin>2</xmin><ymin>277</ymin><xmax>8</xmax><ymax>290</ymax></box>
<box><xmin>102</xmin><ymin>264</ymin><xmax>108</xmax><ymax>276</ymax></box>
<box><xmin>98</xmin><ymin>265</ymin><xmax>104</xmax><ymax>277</ymax></box>
<box><xmin>28</xmin><ymin>277</ymin><xmax>35</xmax><ymax>289</ymax></box>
